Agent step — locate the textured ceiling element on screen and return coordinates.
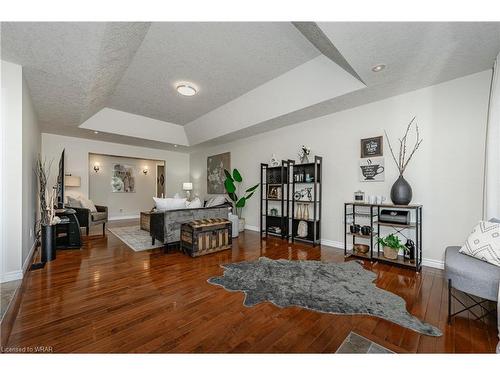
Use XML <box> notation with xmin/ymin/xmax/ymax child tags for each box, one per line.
<box><xmin>1</xmin><ymin>22</ymin><xmax>152</xmax><ymax>130</ymax></box>
<box><xmin>2</xmin><ymin>22</ymin><xmax>500</xmax><ymax>151</ymax></box>
<box><xmin>317</xmin><ymin>22</ymin><xmax>500</xmax><ymax>87</ymax></box>
<box><xmin>109</xmin><ymin>22</ymin><xmax>320</xmax><ymax>125</ymax></box>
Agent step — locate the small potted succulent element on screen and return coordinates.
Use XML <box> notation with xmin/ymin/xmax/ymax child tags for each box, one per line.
<box><xmin>377</xmin><ymin>234</ymin><xmax>405</xmax><ymax>260</ymax></box>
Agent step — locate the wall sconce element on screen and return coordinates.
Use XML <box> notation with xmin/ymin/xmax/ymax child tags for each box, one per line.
<box><xmin>93</xmin><ymin>162</ymin><xmax>100</xmax><ymax>173</ymax></box>
<box><xmin>143</xmin><ymin>166</ymin><xmax>149</xmax><ymax>175</ymax></box>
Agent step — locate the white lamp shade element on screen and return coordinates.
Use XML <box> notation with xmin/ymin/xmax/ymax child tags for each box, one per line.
<box><xmin>182</xmin><ymin>182</ymin><xmax>193</xmax><ymax>191</ymax></box>
<box><xmin>65</xmin><ymin>175</ymin><xmax>81</xmax><ymax>187</ymax></box>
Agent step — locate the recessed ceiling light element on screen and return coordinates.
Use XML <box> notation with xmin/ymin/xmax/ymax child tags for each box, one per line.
<box><xmin>176</xmin><ymin>83</ymin><xmax>197</xmax><ymax>96</ymax></box>
<box><xmin>93</xmin><ymin>131</ymin><xmax>99</xmax><ymax>134</ymax></box>
<box><xmin>173</xmin><ymin>144</ymin><xmax>178</xmax><ymax>148</ymax></box>
<box><xmin>372</xmin><ymin>64</ymin><xmax>386</xmax><ymax>72</ymax></box>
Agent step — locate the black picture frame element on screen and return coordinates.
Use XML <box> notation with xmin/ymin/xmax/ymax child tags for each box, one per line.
<box><xmin>361</xmin><ymin>136</ymin><xmax>383</xmax><ymax>158</ymax></box>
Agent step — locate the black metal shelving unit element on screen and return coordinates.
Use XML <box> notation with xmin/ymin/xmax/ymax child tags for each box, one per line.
<box><xmin>290</xmin><ymin>156</ymin><xmax>322</xmax><ymax>246</ymax></box>
<box><xmin>344</xmin><ymin>202</ymin><xmax>423</xmax><ymax>272</ymax></box>
<box><xmin>260</xmin><ymin>161</ymin><xmax>290</xmax><ymax>240</ymax></box>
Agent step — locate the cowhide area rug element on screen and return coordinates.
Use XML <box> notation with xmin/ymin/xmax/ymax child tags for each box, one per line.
<box><xmin>208</xmin><ymin>257</ymin><xmax>442</xmax><ymax>336</ymax></box>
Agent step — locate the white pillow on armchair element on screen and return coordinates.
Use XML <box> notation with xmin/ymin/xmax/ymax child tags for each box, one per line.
<box><xmin>78</xmin><ymin>196</ymin><xmax>97</xmax><ymax>213</ymax></box>
<box><xmin>459</xmin><ymin>221</ymin><xmax>500</xmax><ymax>267</ymax></box>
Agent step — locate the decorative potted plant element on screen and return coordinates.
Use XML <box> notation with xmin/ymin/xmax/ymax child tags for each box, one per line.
<box><xmin>298</xmin><ymin>145</ymin><xmax>311</xmax><ymax>164</ymax></box>
<box><xmin>385</xmin><ymin>117</ymin><xmax>423</xmax><ymax>205</ymax></box>
<box><xmin>377</xmin><ymin>234</ymin><xmax>405</xmax><ymax>260</ymax></box>
<box><xmin>36</xmin><ymin>158</ymin><xmax>60</xmax><ymax>262</ymax></box>
<box><xmin>224</xmin><ymin>168</ymin><xmax>259</xmax><ymax>232</ymax></box>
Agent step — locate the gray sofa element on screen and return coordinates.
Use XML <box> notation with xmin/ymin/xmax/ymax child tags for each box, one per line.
<box><xmin>150</xmin><ymin>203</ymin><xmax>231</xmax><ymax>248</ymax></box>
<box><xmin>445</xmin><ymin>246</ymin><xmax>500</xmax><ymax>353</ymax></box>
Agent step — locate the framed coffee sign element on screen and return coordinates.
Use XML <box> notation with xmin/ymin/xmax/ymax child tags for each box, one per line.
<box><xmin>361</xmin><ymin>136</ymin><xmax>383</xmax><ymax>158</ymax></box>
<box><xmin>359</xmin><ymin>157</ymin><xmax>385</xmax><ymax>182</ymax></box>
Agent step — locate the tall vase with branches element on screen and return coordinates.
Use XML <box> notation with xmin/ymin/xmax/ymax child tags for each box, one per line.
<box><xmin>385</xmin><ymin>117</ymin><xmax>423</xmax><ymax>205</ymax></box>
<box><xmin>36</xmin><ymin>157</ymin><xmax>60</xmax><ymax>262</ymax></box>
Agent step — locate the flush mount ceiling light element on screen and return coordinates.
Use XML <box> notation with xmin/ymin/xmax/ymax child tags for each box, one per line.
<box><xmin>93</xmin><ymin>131</ymin><xmax>99</xmax><ymax>134</ymax></box>
<box><xmin>371</xmin><ymin>64</ymin><xmax>386</xmax><ymax>72</ymax></box>
<box><xmin>176</xmin><ymin>83</ymin><xmax>197</xmax><ymax>96</ymax></box>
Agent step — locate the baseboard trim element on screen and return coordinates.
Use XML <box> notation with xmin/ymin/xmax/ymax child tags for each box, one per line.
<box><xmin>422</xmin><ymin>258</ymin><xmax>445</xmax><ymax>270</ymax></box>
<box><xmin>321</xmin><ymin>239</ymin><xmax>444</xmax><ymax>270</ymax></box>
<box><xmin>22</xmin><ymin>241</ymin><xmax>37</xmax><ymax>275</ymax></box>
<box><xmin>244</xmin><ymin>224</ymin><xmax>259</xmax><ymax>232</ymax></box>
<box><xmin>109</xmin><ymin>214</ymin><xmax>140</xmax><ymax>221</ymax></box>
<box><xmin>320</xmin><ymin>239</ymin><xmax>344</xmax><ymax>249</ymax></box>
<box><xmin>244</xmin><ymin>231</ymin><xmax>445</xmax><ymax>270</ymax></box>
<box><xmin>0</xmin><ymin>270</ymin><xmax>23</xmax><ymax>283</ymax></box>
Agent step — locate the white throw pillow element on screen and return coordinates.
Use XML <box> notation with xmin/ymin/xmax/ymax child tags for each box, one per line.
<box><xmin>67</xmin><ymin>196</ymin><xmax>82</xmax><ymax>208</ymax></box>
<box><xmin>78</xmin><ymin>196</ymin><xmax>97</xmax><ymax>212</ymax></box>
<box><xmin>205</xmin><ymin>195</ymin><xmax>226</xmax><ymax>207</ymax></box>
<box><xmin>153</xmin><ymin>197</ymin><xmax>187</xmax><ymax>211</ymax></box>
<box><xmin>459</xmin><ymin>221</ymin><xmax>500</xmax><ymax>267</ymax></box>
<box><xmin>186</xmin><ymin>197</ymin><xmax>202</xmax><ymax>209</ymax></box>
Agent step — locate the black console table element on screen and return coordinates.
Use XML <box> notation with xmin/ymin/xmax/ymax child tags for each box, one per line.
<box><xmin>55</xmin><ymin>208</ymin><xmax>82</xmax><ymax>249</ymax></box>
<box><xmin>344</xmin><ymin>202</ymin><xmax>422</xmax><ymax>272</ymax></box>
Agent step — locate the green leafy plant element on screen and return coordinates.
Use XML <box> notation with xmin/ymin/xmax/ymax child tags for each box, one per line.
<box><xmin>224</xmin><ymin>168</ymin><xmax>259</xmax><ymax>217</ymax></box>
<box><xmin>377</xmin><ymin>234</ymin><xmax>405</xmax><ymax>250</ymax></box>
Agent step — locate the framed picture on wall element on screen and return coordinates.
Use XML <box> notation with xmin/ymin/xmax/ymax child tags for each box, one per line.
<box><xmin>207</xmin><ymin>152</ymin><xmax>230</xmax><ymax>194</ymax></box>
<box><xmin>359</xmin><ymin>157</ymin><xmax>385</xmax><ymax>182</ymax></box>
<box><xmin>361</xmin><ymin>136</ymin><xmax>383</xmax><ymax>158</ymax></box>
<box><xmin>111</xmin><ymin>164</ymin><xmax>136</xmax><ymax>192</ymax></box>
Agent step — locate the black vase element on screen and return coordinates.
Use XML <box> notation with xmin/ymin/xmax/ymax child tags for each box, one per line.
<box><xmin>390</xmin><ymin>175</ymin><xmax>412</xmax><ymax>205</ymax></box>
<box><xmin>41</xmin><ymin>224</ymin><xmax>56</xmax><ymax>263</ymax></box>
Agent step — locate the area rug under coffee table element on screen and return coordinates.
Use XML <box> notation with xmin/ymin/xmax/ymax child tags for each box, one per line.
<box><xmin>208</xmin><ymin>257</ymin><xmax>442</xmax><ymax>336</ymax></box>
<box><xmin>107</xmin><ymin>226</ymin><xmax>164</xmax><ymax>252</ymax></box>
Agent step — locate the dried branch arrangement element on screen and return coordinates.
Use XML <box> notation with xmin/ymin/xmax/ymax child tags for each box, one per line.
<box><xmin>35</xmin><ymin>157</ymin><xmax>59</xmax><ymax>226</ymax></box>
<box><xmin>384</xmin><ymin>117</ymin><xmax>423</xmax><ymax>175</ymax></box>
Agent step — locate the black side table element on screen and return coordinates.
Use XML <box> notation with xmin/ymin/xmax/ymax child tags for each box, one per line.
<box><xmin>55</xmin><ymin>208</ymin><xmax>82</xmax><ymax>249</ymax></box>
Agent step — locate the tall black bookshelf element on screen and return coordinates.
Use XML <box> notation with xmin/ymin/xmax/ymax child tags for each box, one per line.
<box><xmin>260</xmin><ymin>161</ymin><xmax>290</xmax><ymax>239</ymax></box>
<box><xmin>290</xmin><ymin>156</ymin><xmax>322</xmax><ymax>246</ymax></box>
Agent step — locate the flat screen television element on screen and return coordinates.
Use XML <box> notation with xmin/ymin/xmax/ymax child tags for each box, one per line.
<box><xmin>56</xmin><ymin>149</ymin><xmax>65</xmax><ymax>208</ymax></box>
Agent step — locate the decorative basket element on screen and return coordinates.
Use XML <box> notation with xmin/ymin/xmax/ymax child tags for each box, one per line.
<box><xmin>383</xmin><ymin>246</ymin><xmax>399</xmax><ymax>260</ymax></box>
<box><xmin>354</xmin><ymin>244</ymin><xmax>369</xmax><ymax>254</ymax></box>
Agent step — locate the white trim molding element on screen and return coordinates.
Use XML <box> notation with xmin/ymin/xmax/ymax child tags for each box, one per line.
<box><xmin>244</xmin><ymin>224</ymin><xmax>259</xmax><ymax>232</ymax></box>
<box><xmin>22</xmin><ymin>241</ymin><xmax>37</xmax><ymax>274</ymax></box>
<box><xmin>0</xmin><ymin>270</ymin><xmax>23</xmax><ymax>283</ymax></box>
<box><xmin>243</xmin><ymin>232</ymin><xmax>446</xmax><ymax>270</ymax></box>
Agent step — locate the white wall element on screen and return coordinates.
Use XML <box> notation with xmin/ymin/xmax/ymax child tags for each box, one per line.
<box><xmin>22</xmin><ymin>75</ymin><xmax>40</xmax><ymax>269</ymax></box>
<box><xmin>41</xmin><ymin>133</ymin><xmax>190</xmax><ymax>213</ymax></box>
<box><xmin>89</xmin><ymin>154</ymin><xmax>164</xmax><ymax>219</ymax></box>
<box><xmin>190</xmin><ymin>70</ymin><xmax>492</xmax><ymax>267</ymax></box>
<box><xmin>0</xmin><ymin>60</ymin><xmax>40</xmax><ymax>282</ymax></box>
<box><xmin>1</xmin><ymin>60</ymin><xmax>23</xmax><ymax>282</ymax></box>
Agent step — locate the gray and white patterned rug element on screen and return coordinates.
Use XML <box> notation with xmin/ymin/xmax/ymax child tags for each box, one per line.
<box><xmin>107</xmin><ymin>226</ymin><xmax>163</xmax><ymax>252</ymax></box>
<box><xmin>208</xmin><ymin>257</ymin><xmax>442</xmax><ymax>336</ymax></box>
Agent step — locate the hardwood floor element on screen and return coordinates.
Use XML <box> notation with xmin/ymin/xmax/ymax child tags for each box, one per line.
<box><xmin>5</xmin><ymin>221</ymin><xmax>498</xmax><ymax>353</ymax></box>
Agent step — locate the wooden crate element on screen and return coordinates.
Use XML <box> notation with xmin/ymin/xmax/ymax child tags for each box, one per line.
<box><xmin>181</xmin><ymin>218</ymin><xmax>232</xmax><ymax>257</ymax></box>
<box><xmin>140</xmin><ymin>211</ymin><xmax>152</xmax><ymax>232</ymax></box>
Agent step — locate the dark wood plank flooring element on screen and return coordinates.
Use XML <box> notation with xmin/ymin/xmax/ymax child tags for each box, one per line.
<box><xmin>5</xmin><ymin>220</ymin><xmax>498</xmax><ymax>353</ymax></box>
